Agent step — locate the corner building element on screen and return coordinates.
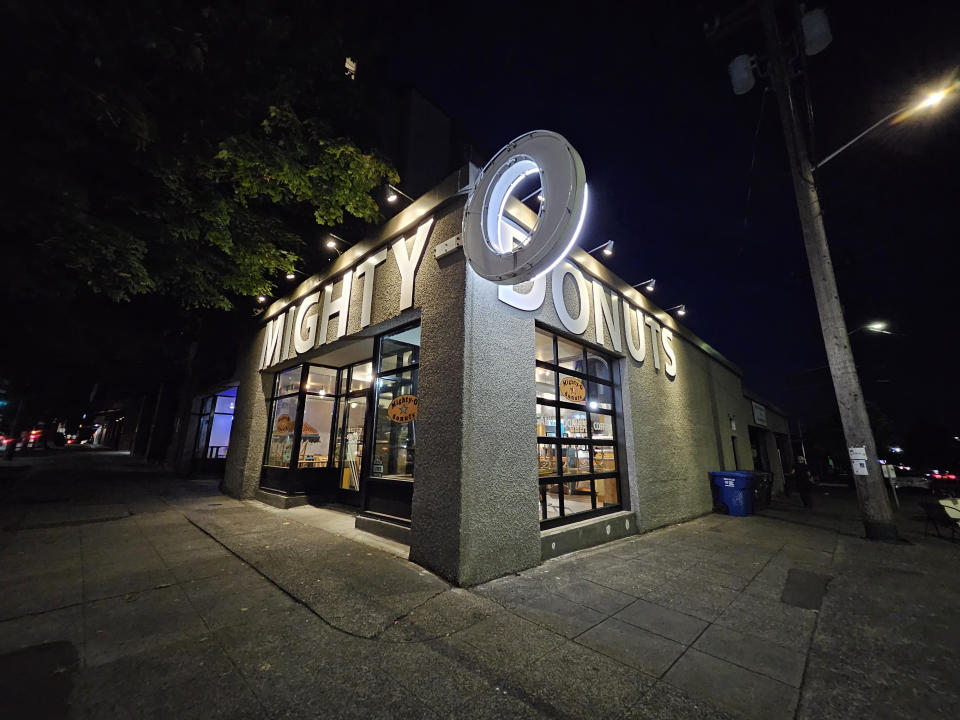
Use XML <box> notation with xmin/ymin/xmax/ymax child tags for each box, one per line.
<box><xmin>222</xmin><ymin>167</ymin><xmax>791</xmax><ymax>586</ymax></box>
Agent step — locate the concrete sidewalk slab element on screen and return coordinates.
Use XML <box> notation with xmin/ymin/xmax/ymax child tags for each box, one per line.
<box><xmin>2</xmin><ymin>452</ymin><xmax>960</xmax><ymax>719</ymax></box>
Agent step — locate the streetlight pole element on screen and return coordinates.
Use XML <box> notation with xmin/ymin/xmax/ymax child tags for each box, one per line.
<box><xmin>760</xmin><ymin>0</ymin><xmax>898</xmax><ymax>540</ymax></box>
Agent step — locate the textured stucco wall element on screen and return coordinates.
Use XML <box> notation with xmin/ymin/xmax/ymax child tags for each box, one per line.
<box><xmin>409</xmin><ymin>204</ymin><xmax>540</xmax><ymax>586</ymax></box>
<box><xmin>455</xmin><ymin>265</ymin><xmax>541</xmax><ymax>584</ymax></box>
<box><xmin>223</xmin><ymin>327</ymin><xmax>271</xmax><ymax>499</ymax></box>
<box><xmin>408</xmin><ymin>206</ymin><xmax>468</xmax><ymax>581</ymax></box>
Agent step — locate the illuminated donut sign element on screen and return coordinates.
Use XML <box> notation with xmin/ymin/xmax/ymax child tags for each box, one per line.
<box><xmin>462</xmin><ymin>130</ymin><xmax>588</xmax><ymax>284</ymax></box>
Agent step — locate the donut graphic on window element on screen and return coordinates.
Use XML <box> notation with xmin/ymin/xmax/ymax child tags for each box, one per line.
<box><xmin>274</xmin><ymin>414</ymin><xmax>294</xmax><ymax>433</ymax></box>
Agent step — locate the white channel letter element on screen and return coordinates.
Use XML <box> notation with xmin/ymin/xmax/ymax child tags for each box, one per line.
<box><xmin>662</xmin><ymin>327</ymin><xmax>678</xmax><ymax>378</ymax></box>
<box><xmin>592</xmin><ymin>280</ymin><xmax>622</xmax><ymax>352</ymax></box>
<box><xmin>644</xmin><ymin>315</ymin><xmax>662</xmax><ymax>372</ymax></box>
<box><xmin>355</xmin><ymin>249</ymin><xmax>388</xmax><ymax>328</ymax></box>
<box><xmin>551</xmin><ymin>261</ymin><xmax>590</xmax><ymax>335</ymax></box>
<box><xmin>280</xmin><ymin>306</ymin><xmax>297</xmax><ymax>361</ymax></box>
<box><xmin>317</xmin><ymin>270</ymin><xmax>353</xmax><ymax>346</ymax></box>
<box><xmin>393</xmin><ymin>218</ymin><xmax>434</xmax><ymax>310</ymax></box>
<box><xmin>259</xmin><ymin>314</ymin><xmax>285</xmax><ymax>370</ymax></box>
<box><xmin>498</xmin><ymin>276</ymin><xmax>546</xmax><ymax>311</ymax></box>
<box><xmin>623</xmin><ymin>302</ymin><xmax>646</xmax><ymax>363</ymax></box>
<box><xmin>293</xmin><ymin>291</ymin><xmax>321</xmax><ymax>355</ymax></box>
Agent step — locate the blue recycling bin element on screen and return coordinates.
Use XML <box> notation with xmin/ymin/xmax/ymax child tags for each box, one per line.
<box><xmin>709</xmin><ymin>471</ymin><xmax>755</xmax><ymax>516</ymax></box>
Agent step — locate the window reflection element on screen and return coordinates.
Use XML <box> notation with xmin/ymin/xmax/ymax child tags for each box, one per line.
<box><xmin>535</xmin><ymin>329</ymin><xmax>555</xmax><ymax>364</ymax></box>
<box><xmin>557</xmin><ymin>337</ymin><xmax>584</xmax><ymax>372</ymax></box>
<box><xmin>276</xmin><ymin>367</ymin><xmax>301</xmax><ymax>396</ymax></box>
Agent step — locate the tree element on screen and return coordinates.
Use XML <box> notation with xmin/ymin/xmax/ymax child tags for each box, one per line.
<box><xmin>2</xmin><ymin>0</ymin><xmax>397</xmax><ymax>310</ymax></box>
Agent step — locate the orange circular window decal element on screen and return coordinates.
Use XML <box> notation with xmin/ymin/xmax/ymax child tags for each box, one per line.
<box><xmin>386</xmin><ymin>394</ymin><xmax>418</xmax><ymax>424</ymax></box>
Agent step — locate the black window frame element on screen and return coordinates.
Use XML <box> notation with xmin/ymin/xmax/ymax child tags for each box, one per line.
<box><xmin>536</xmin><ymin>326</ymin><xmax>623</xmax><ymax>529</ymax></box>
<box><xmin>263</xmin><ymin>363</ymin><xmax>341</xmax><ymax>470</ymax></box>
<box><xmin>370</xmin><ymin>321</ymin><xmax>421</xmax><ymax>481</ymax></box>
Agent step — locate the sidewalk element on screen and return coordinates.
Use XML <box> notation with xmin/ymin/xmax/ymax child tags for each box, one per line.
<box><xmin>1</xmin><ymin>452</ymin><xmax>958</xmax><ymax>719</ymax></box>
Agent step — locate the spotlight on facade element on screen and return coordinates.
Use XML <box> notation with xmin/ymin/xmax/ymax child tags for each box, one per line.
<box><xmin>668</xmin><ymin>304</ymin><xmax>686</xmax><ymax>317</ymax></box>
<box><xmin>587</xmin><ymin>240</ymin><xmax>614</xmax><ymax>257</ymax></box>
<box><xmin>257</xmin><ymin>295</ymin><xmax>266</xmax><ymax>303</ymax></box>
<box><xmin>286</xmin><ymin>272</ymin><xmax>296</xmax><ymax>280</ymax></box>
<box><xmin>326</xmin><ymin>239</ymin><xmax>337</xmax><ymax>249</ymax></box>
<box><xmin>386</xmin><ymin>184</ymin><xmax>412</xmax><ymax>204</ymax></box>
<box><xmin>633</xmin><ymin>278</ymin><xmax>655</xmax><ymax>293</ymax></box>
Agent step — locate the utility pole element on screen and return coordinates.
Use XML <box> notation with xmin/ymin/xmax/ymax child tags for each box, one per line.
<box><xmin>759</xmin><ymin>0</ymin><xmax>897</xmax><ymax>540</ymax></box>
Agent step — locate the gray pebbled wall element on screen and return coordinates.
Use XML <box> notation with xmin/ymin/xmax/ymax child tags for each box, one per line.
<box><xmin>409</xmin><ymin>204</ymin><xmax>540</xmax><ymax>585</ymax></box>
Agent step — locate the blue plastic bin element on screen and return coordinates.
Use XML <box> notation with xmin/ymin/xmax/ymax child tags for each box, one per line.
<box><xmin>709</xmin><ymin>471</ymin><xmax>755</xmax><ymax>516</ymax></box>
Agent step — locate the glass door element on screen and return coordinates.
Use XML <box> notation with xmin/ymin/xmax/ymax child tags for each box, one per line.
<box><xmin>363</xmin><ymin>323</ymin><xmax>421</xmax><ymax>523</ymax></box>
<box><xmin>332</xmin><ymin>361</ymin><xmax>373</xmax><ymax>499</ymax></box>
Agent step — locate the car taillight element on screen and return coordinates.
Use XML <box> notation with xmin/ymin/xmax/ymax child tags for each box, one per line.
<box><xmin>933</xmin><ymin>473</ymin><xmax>943</xmax><ymax>479</ymax></box>
<box><xmin>947</xmin><ymin>474</ymin><xmax>957</xmax><ymax>480</ymax></box>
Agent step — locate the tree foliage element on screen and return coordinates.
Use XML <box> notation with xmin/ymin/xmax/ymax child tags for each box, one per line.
<box><xmin>2</xmin><ymin>0</ymin><xmax>397</xmax><ymax>310</ymax></box>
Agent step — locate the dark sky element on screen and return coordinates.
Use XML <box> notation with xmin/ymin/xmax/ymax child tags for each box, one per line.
<box><xmin>367</xmin><ymin>0</ymin><xmax>960</xmax><ymax>443</ymax></box>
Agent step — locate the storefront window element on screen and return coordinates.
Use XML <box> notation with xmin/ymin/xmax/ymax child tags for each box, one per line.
<box><xmin>535</xmin><ymin>328</ymin><xmax>621</xmax><ymax>526</ymax></box>
<box><xmin>333</xmin><ymin>394</ymin><xmax>367</xmax><ymax>490</ymax></box>
<box><xmin>299</xmin><ymin>396</ymin><xmax>335</xmax><ymax>468</ymax></box>
<box><xmin>264</xmin><ymin>364</ymin><xmax>339</xmax><ymax>470</ymax></box>
<box><xmin>372</xmin><ymin>325</ymin><xmax>420</xmax><ymax>481</ymax></box>
<box><xmin>194</xmin><ymin>386</ymin><xmax>237</xmax><ymax>460</ymax></box>
<box><xmin>266</xmin><ymin>395</ymin><xmax>299</xmax><ymax>468</ymax></box>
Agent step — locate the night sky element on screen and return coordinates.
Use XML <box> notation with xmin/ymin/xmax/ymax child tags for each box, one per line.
<box><xmin>366</xmin><ymin>0</ymin><xmax>960</xmax><ymax>448</ymax></box>
<box><xmin>4</xmin><ymin>1</ymin><xmax>957</xmax><ymax>463</ymax></box>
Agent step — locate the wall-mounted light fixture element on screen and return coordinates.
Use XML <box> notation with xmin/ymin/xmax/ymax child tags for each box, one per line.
<box><xmin>386</xmin><ymin>184</ymin><xmax>414</xmax><ymax>204</ymax></box>
<box><xmin>324</xmin><ymin>233</ymin><xmax>352</xmax><ymax>256</ymax></box>
<box><xmin>586</xmin><ymin>240</ymin><xmax>614</xmax><ymax>257</ymax></box>
<box><xmin>667</xmin><ymin>304</ymin><xmax>687</xmax><ymax>317</ymax></box>
<box><xmin>632</xmin><ymin>278</ymin><xmax>655</xmax><ymax>293</ymax></box>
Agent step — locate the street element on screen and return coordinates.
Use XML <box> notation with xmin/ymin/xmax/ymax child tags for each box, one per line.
<box><xmin>2</xmin><ymin>450</ymin><xmax>958</xmax><ymax>719</ymax></box>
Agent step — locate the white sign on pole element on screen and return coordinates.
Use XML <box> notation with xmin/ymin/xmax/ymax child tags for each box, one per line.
<box><xmin>847</xmin><ymin>446</ymin><xmax>867</xmax><ymax>461</ymax></box>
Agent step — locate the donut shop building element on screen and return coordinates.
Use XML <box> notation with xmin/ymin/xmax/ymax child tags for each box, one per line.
<box><xmin>218</xmin><ymin>132</ymin><xmax>791</xmax><ymax>587</ymax></box>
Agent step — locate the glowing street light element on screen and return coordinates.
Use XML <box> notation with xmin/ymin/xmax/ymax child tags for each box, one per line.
<box><xmin>849</xmin><ymin>320</ymin><xmax>896</xmax><ymax>336</ymax></box>
<box><xmin>816</xmin><ymin>79</ymin><xmax>958</xmax><ymax>169</ymax></box>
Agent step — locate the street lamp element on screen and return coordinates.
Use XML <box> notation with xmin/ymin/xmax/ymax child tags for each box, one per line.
<box><xmin>848</xmin><ymin>320</ymin><xmax>893</xmax><ymax>336</ymax></box>
<box><xmin>815</xmin><ymin>81</ymin><xmax>958</xmax><ymax>169</ymax></box>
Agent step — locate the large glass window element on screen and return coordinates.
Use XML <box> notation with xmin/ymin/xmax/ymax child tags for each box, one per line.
<box><xmin>372</xmin><ymin>325</ymin><xmax>421</xmax><ymax>481</ymax></box>
<box><xmin>263</xmin><ymin>360</ymin><xmax>375</xmax><ymax>492</ymax></box>
<box><xmin>194</xmin><ymin>387</ymin><xmax>237</xmax><ymax>460</ymax></box>
<box><xmin>265</xmin><ymin>364</ymin><xmax>339</xmax><ymax>469</ymax></box>
<box><xmin>535</xmin><ymin>328</ymin><xmax>622</xmax><ymax>526</ymax></box>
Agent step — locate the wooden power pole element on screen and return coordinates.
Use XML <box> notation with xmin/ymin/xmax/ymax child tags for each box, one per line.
<box><xmin>760</xmin><ymin>0</ymin><xmax>898</xmax><ymax>540</ymax></box>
